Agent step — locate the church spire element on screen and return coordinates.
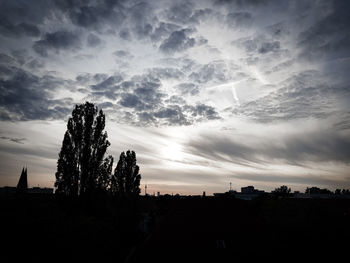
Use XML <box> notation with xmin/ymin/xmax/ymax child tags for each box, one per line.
<box><xmin>17</xmin><ymin>166</ymin><xmax>28</xmax><ymax>193</ymax></box>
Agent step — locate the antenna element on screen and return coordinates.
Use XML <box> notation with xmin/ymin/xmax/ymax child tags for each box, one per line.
<box><xmin>230</xmin><ymin>182</ymin><xmax>232</xmax><ymax>191</ymax></box>
<box><xmin>145</xmin><ymin>184</ymin><xmax>147</xmax><ymax>196</ymax></box>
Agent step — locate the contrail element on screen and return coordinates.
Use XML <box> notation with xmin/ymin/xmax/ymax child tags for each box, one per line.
<box><xmin>250</xmin><ymin>66</ymin><xmax>269</xmax><ymax>85</ymax></box>
<box><xmin>232</xmin><ymin>86</ymin><xmax>240</xmax><ymax>105</ymax></box>
<box><xmin>207</xmin><ymin>79</ymin><xmax>243</xmax><ymax>105</ymax></box>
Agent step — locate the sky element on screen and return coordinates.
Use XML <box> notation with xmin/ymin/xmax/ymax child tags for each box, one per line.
<box><xmin>0</xmin><ymin>0</ymin><xmax>350</xmax><ymax>195</ymax></box>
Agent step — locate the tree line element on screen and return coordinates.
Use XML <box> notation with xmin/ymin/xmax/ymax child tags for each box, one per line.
<box><xmin>54</xmin><ymin>102</ymin><xmax>140</xmax><ymax>197</ymax></box>
<box><xmin>272</xmin><ymin>185</ymin><xmax>350</xmax><ymax>197</ymax></box>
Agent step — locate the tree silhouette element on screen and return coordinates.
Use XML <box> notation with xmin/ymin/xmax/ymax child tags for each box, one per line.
<box><xmin>110</xmin><ymin>152</ymin><xmax>126</xmax><ymax>195</ymax></box>
<box><xmin>272</xmin><ymin>185</ymin><xmax>291</xmax><ymax>197</ymax></box>
<box><xmin>111</xmin><ymin>150</ymin><xmax>141</xmax><ymax>196</ymax></box>
<box><xmin>305</xmin><ymin>187</ymin><xmax>332</xmax><ymax>195</ymax></box>
<box><xmin>342</xmin><ymin>189</ymin><xmax>350</xmax><ymax>195</ymax></box>
<box><xmin>55</xmin><ymin>102</ymin><xmax>113</xmax><ymax>196</ymax></box>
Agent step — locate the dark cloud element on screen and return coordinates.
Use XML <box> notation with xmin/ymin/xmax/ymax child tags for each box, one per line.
<box><xmin>33</xmin><ymin>31</ymin><xmax>81</xmax><ymax>57</ymax></box>
<box><xmin>232</xmin><ymin>36</ymin><xmax>283</xmax><ymax>55</ymax></box>
<box><xmin>76</xmin><ymin>73</ymin><xmax>93</xmax><ymax>84</ymax></box>
<box><xmin>87</xmin><ymin>74</ymin><xmax>123</xmax><ymax>100</ymax></box>
<box><xmin>26</xmin><ymin>59</ymin><xmax>45</xmax><ymax>70</ymax></box>
<box><xmin>258</xmin><ymin>41</ymin><xmax>280</xmax><ymax>54</ymax></box>
<box><xmin>163</xmin><ymin>2</ymin><xmax>214</xmax><ymax>26</ymax></box>
<box><xmin>119</xmin><ymin>28</ymin><xmax>131</xmax><ymax>40</ymax></box>
<box><xmin>113</xmin><ymin>50</ymin><xmax>134</xmax><ymax>59</ymax></box>
<box><xmin>131</xmin><ymin>101</ymin><xmax>220</xmax><ymax>126</ymax></box>
<box><xmin>184</xmin><ymin>104</ymin><xmax>221</xmax><ymax>121</ymax></box>
<box><xmin>91</xmin><ymin>90</ymin><xmax>119</xmax><ymax>100</ymax></box>
<box><xmin>86</xmin><ymin>33</ymin><xmax>102</xmax><ymax>47</ymax></box>
<box><xmin>147</xmin><ymin>67</ymin><xmax>184</xmax><ymax>80</ymax></box>
<box><xmin>9</xmin><ymin>50</ymin><xmax>25</xmax><ymax>65</ymax></box>
<box><xmin>134</xmin><ymin>87</ymin><xmax>163</xmax><ymax>106</ymax></box>
<box><xmin>128</xmin><ymin>2</ymin><xmax>153</xmax><ymax>24</ymax></box>
<box><xmin>0</xmin><ymin>68</ymin><xmax>72</xmax><ymax>121</ymax></box>
<box><xmin>134</xmin><ymin>103</ymin><xmax>220</xmax><ymax>126</ymax></box>
<box><xmin>115</xmin><ymin>74</ymin><xmax>164</xmax><ymax>112</ymax></box>
<box><xmin>9</xmin><ymin>50</ymin><xmax>45</xmax><ymax>71</ymax></box>
<box><xmin>130</xmin><ymin>88</ymin><xmax>164</xmax><ymax>111</ymax></box>
<box><xmin>298</xmin><ymin>1</ymin><xmax>350</xmax><ymax>68</ymax></box>
<box><xmin>91</xmin><ymin>75</ymin><xmax>123</xmax><ymax>91</ymax></box>
<box><xmin>151</xmin><ymin>22</ymin><xmax>180</xmax><ymax>42</ymax></box>
<box><xmin>266</xmin><ymin>21</ymin><xmax>289</xmax><ymax>38</ymax></box>
<box><xmin>98</xmin><ymin>71</ymin><xmax>223</xmax><ymax>126</ymax></box>
<box><xmin>0</xmin><ymin>0</ymin><xmax>54</xmax><ymax>23</ymax></box>
<box><xmin>120</xmin><ymin>93</ymin><xmax>142</xmax><ymax>108</ymax></box>
<box><xmin>298</xmin><ymin>1</ymin><xmax>350</xmax><ymax>62</ymax></box>
<box><xmin>0</xmin><ymin>18</ymin><xmax>40</xmax><ymax>38</ymax></box>
<box><xmin>165</xmin><ymin>95</ymin><xmax>187</xmax><ymax>105</ymax></box>
<box><xmin>190</xmin><ymin>8</ymin><xmax>215</xmax><ymax>24</ymax></box>
<box><xmin>159</xmin><ymin>29</ymin><xmax>196</xmax><ymax>53</ymax></box>
<box><xmin>124</xmin><ymin>2</ymin><xmax>164</xmax><ymax>41</ymax></box>
<box><xmin>226</xmin><ymin>12</ymin><xmax>253</xmax><ymax>28</ymax></box>
<box><xmin>93</xmin><ymin>73</ymin><xmax>109</xmax><ymax>83</ymax></box>
<box><xmin>215</xmin><ymin>0</ymin><xmax>274</xmax><ymax>6</ymax></box>
<box><xmin>153</xmin><ymin>105</ymin><xmax>189</xmax><ymax>125</ymax></box>
<box><xmin>54</xmin><ymin>0</ymin><xmax>126</xmax><ymax>32</ymax></box>
<box><xmin>120</xmin><ymin>80</ymin><xmax>135</xmax><ymax>89</ymax></box>
<box><xmin>132</xmin><ymin>74</ymin><xmax>162</xmax><ymax>89</ymax></box>
<box><xmin>131</xmin><ymin>103</ymin><xmax>221</xmax><ymax>126</ymax></box>
<box><xmin>134</xmin><ymin>23</ymin><xmax>153</xmax><ymax>39</ymax></box>
<box><xmin>234</xmin><ymin>71</ymin><xmax>350</xmax><ymax>122</ymax></box>
<box><xmin>333</xmin><ymin>112</ymin><xmax>350</xmax><ymax>131</ymax></box>
<box><xmin>165</xmin><ymin>1</ymin><xmax>195</xmax><ymax>25</ymax></box>
<box><xmin>1</xmin><ymin>50</ymin><xmax>28</xmax><ymax>67</ymax></box>
<box><xmin>0</xmin><ymin>0</ymin><xmax>55</xmax><ymax>41</ymax></box>
<box><xmin>76</xmin><ymin>73</ymin><xmax>106</xmax><ymax>85</ymax></box>
<box><xmin>0</xmin><ymin>53</ymin><xmax>16</xmax><ymax>66</ymax></box>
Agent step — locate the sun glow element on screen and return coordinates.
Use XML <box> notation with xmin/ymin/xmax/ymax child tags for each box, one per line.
<box><xmin>160</xmin><ymin>141</ymin><xmax>184</xmax><ymax>162</ymax></box>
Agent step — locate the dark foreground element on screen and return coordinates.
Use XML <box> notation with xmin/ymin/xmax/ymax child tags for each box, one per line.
<box><xmin>1</xmin><ymin>194</ymin><xmax>349</xmax><ymax>261</ymax></box>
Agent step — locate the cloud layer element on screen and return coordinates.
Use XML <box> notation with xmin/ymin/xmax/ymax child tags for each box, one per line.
<box><xmin>0</xmin><ymin>0</ymin><xmax>349</xmax><ymax>193</ymax></box>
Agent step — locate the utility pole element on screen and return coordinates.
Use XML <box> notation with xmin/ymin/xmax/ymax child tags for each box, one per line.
<box><xmin>145</xmin><ymin>184</ymin><xmax>147</xmax><ymax>196</ymax></box>
<box><xmin>230</xmin><ymin>182</ymin><xmax>232</xmax><ymax>191</ymax></box>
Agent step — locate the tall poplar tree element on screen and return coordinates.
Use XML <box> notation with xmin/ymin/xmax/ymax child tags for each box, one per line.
<box><xmin>111</xmin><ymin>150</ymin><xmax>141</xmax><ymax>196</ymax></box>
<box><xmin>55</xmin><ymin>102</ymin><xmax>113</xmax><ymax>196</ymax></box>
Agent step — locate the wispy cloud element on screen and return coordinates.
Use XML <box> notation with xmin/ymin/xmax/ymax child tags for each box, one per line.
<box><xmin>0</xmin><ymin>136</ymin><xmax>26</xmax><ymax>144</ymax></box>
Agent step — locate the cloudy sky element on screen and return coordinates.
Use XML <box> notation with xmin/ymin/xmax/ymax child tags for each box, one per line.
<box><xmin>0</xmin><ymin>0</ymin><xmax>350</xmax><ymax>194</ymax></box>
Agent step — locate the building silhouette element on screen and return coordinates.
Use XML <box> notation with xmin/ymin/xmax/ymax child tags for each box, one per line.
<box><xmin>16</xmin><ymin>167</ymin><xmax>28</xmax><ymax>193</ymax></box>
<box><xmin>0</xmin><ymin>167</ymin><xmax>53</xmax><ymax>196</ymax></box>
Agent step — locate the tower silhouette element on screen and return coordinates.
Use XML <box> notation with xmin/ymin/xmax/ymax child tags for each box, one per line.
<box><xmin>17</xmin><ymin>166</ymin><xmax>28</xmax><ymax>193</ymax></box>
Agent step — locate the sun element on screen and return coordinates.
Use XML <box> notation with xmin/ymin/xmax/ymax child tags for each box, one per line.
<box><xmin>161</xmin><ymin>141</ymin><xmax>184</xmax><ymax>161</ymax></box>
